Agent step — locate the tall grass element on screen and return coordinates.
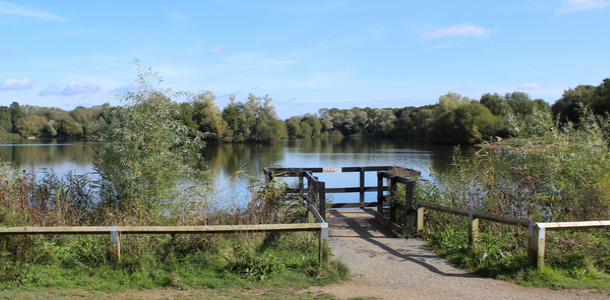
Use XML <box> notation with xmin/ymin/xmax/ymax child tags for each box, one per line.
<box><xmin>405</xmin><ymin>110</ymin><xmax>610</xmax><ymax>288</ymax></box>
<box><xmin>0</xmin><ymin>166</ymin><xmax>346</xmax><ymax>290</ymax></box>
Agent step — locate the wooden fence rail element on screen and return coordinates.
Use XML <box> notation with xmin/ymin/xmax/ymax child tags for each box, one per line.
<box><xmin>414</xmin><ymin>200</ymin><xmax>610</xmax><ymax>269</ymax></box>
<box><xmin>263</xmin><ymin>166</ymin><xmax>420</xmax><ymax>209</ymax></box>
<box><xmin>0</xmin><ymin>220</ymin><xmax>329</xmax><ymax>265</ymax></box>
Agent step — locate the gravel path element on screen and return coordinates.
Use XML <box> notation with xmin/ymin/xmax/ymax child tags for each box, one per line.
<box><xmin>308</xmin><ymin>209</ymin><xmax>609</xmax><ymax>300</ymax></box>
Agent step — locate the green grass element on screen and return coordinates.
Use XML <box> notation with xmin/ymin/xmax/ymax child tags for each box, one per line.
<box><xmin>0</xmin><ymin>232</ymin><xmax>349</xmax><ymax>292</ymax></box>
<box><xmin>418</xmin><ymin>223</ymin><xmax>610</xmax><ymax>291</ymax></box>
<box><xmin>0</xmin><ymin>287</ymin><xmax>342</xmax><ymax>300</ymax></box>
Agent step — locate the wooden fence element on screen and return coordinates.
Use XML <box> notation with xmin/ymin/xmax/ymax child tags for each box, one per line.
<box><xmin>266</xmin><ymin>166</ymin><xmax>610</xmax><ymax>270</ymax></box>
<box><xmin>263</xmin><ymin>166</ymin><xmax>420</xmax><ymax>210</ymax></box>
<box><xmin>415</xmin><ymin>201</ymin><xmax>610</xmax><ymax>269</ymax></box>
<box><xmin>0</xmin><ymin>189</ymin><xmax>330</xmax><ymax>265</ymax></box>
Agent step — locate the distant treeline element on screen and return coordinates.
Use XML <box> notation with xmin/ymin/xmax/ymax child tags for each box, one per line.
<box><xmin>1</xmin><ymin>78</ymin><xmax>609</xmax><ymax>144</ymax></box>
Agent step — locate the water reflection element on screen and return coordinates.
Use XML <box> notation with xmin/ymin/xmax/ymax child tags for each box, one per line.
<box><xmin>0</xmin><ymin>139</ymin><xmax>95</xmax><ymax>176</ymax></box>
<box><xmin>0</xmin><ymin>137</ymin><xmax>478</xmax><ymax>203</ymax></box>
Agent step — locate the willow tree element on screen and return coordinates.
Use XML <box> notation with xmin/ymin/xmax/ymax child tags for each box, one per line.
<box><xmin>93</xmin><ymin>63</ymin><xmax>208</xmax><ymax>213</ymax></box>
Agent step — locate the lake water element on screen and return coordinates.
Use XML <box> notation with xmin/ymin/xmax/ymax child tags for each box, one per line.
<box><xmin>0</xmin><ymin>138</ymin><xmax>479</xmax><ymax>204</ymax></box>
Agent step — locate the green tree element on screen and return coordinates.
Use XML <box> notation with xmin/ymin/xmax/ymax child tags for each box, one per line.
<box><xmin>93</xmin><ymin>64</ymin><xmax>207</xmax><ymax>212</ymax></box>
<box><xmin>368</xmin><ymin>109</ymin><xmax>396</xmax><ymax>136</ymax></box>
<box><xmin>190</xmin><ymin>91</ymin><xmax>227</xmax><ymax>140</ymax></box>
<box><xmin>428</xmin><ymin>93</ymin><xmax>494</xmax><ymax>144</ymax></box>
<box><xmin>506</xmin><ymin>92</ymin><xmax>535</xmax><ymax>116</ymax></box>
<box><xmin>14</xmin><ymin>115</ymin><xmax>48</xmax><ymax>137</ymax></box>
<box><xmin>56</xmin><ymin>116</ymin><xmax>83</xmax><ymax>137</ymax></box>
<box><xmin>285</xmin><ymin>117</ymin><xmax>302</xmax><ymax>138</ymax></box>
<box><xmin>300</xmin><ymin>114</ymin><xmax>322</xmax><ymax>138</ymax></box>
<box><xmin>9</xmin><ymin>102</ymin><xmax>25</xmax><ymax>133</ymax></box>
<box><xmin>480</xmin><ymin>93</ymin><xmax>511</xmax><ymax>116</ymax></box>
<box><xmin>0</xmin><ymin>106</ymin><xmax>12</xmax><ymax>133</ymax></box>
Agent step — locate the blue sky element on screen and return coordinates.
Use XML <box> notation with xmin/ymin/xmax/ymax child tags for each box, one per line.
<box><xmin>0</xmin><ymin>1</ymin><xmax>608</xmax><ymax>119</ymax></box>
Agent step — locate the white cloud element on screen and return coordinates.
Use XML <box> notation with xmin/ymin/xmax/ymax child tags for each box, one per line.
<box><xmin>421</xmin><ymin>23</ymin><xmax>494</xmax><ymax>40</ymax></box>
<box><xmin>209</xmin><ymin>46</ymin><xmax>233</xmax><ymax>55</ymax></box>
<box><xmin>556</xmin><ymin>0</ymin><xmax>609</xmax><ymax>14</ymax></box>
<box><xmin>0</xmin><ymin>77</ymin><xmax>33</xmax><ymax>90</ymax></box>
<box><xmin>109</xmin><ymin>82</ymin><xmax>156</xmax><ymax>94</ymax></box>
<box><xmin>517</xmin><ymin>82</ymin><xmax>542</xmax><ymax>90</ymax></box>
<box><xmin>109</xmin><ymin>82</ymin><xmax>140</xmax><ymax>94</ymax></box>
<box><xmin>166</xmin><ymin>11</ymin><xmax>189</xmax><ymax>22</ymax></box>
<box><xmin>39</xmin><ymin>81</ymin><xmax>101</xmax><ymax>96</ymax></box>
<box><xmin>0</xmin><ymin>2</ymin><xmax>65</xmax><ymax>22</ymax></box>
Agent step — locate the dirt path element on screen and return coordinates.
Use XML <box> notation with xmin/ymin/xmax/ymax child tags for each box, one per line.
<box><xmin>308</xmin><ymin>209</ymin><xmax>609</xmax><ymax>300</ymax></box>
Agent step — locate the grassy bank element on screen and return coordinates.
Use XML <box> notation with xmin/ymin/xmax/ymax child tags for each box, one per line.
<box><xmin>399</xmin><ymin>111</ymin><xmax>610</xmax><ymax>290</ymax></box>
<box><xmin>0</xmin><ymin>166</ymin><xmax>347</xmax><ymax>291</ymax></box>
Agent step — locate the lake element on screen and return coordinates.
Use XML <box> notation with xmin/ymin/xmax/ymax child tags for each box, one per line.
<box><xmin>0</xmin><ymin>138</ymin><xmax>479</xmax><ymax>204</ymax></box>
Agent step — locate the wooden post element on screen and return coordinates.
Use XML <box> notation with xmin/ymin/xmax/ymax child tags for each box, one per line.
<box><xmin>299</xmin><ymin>169</ymin><xmax>304</xmax><ymax>196</ymax></box>
<box><xmin>389</xmin><ymin>176</ymin><xmax>397</xmax><ymax>222</ymax></box>
<box><xmin>416</xmin><ymin>204</ymin><xmax>425</xmax><ymax>233</ymax></box>
<box><xmin>528</xmin><ymin>223</ymin><xmax>545</xmax><ymax>270</ymax></box>
<box><xmin>467</xmin><ymin>211</ymin><xmax>479</xmax><ymax>251</ymax></box>
<box><xmin>377</xmin><ymin>172</ymin><xmax>384</xmax><ymax>212</ymax></box>
<box><xmin>403</xmin><ymin>181</ymin><xmax>415</xmax><ymax>236</ymax></box>
<box><xmin>319</xmin><ymin>223</ymin><xmax>328</xmax><ymax>266</ymax></box>
<box><xmin>319</xmin><ymin>181</ymin><xmax>326</xmax><ymax>222</ymax></box>
<box><xmin>264</xmin><ymin>168</ymin><xmax>273</xmax><ymax>182</ymax></box>
<box><xmin>307</xmin><ymin>210</ymin><xmax>314</xmax><ymax>223</ymax></box>
<box><xmin>359</xmin><ymin>167</ymin><xmax>365</xmax><ymax>209</ymax></box>
<box><xmin>110</xmin><ymin>226</ymin><xmax>120</xmax><ymax>263</ymax></box>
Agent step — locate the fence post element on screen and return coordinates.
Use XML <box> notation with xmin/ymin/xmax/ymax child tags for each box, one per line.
<box><xmin>528</xmin><ymin>223</ymin><xmax>545</xmax><ymax>270</ymax></box>
<box><xmin>299</xmin><ymin>169</ymin><xmax>304</xmax><ymax>195</ymax></box>
<box><xmin>389</xmin><ymin>176</ymin><xmax>397</xmax><ymax>222</ymax></box>
<box><xmin>403</xmin><ymin>181</ymin><xmax>415</xmax><ymax>236</ymax></box>
<box><xmin>467</xmin><ymin>211</ymin><xmax>479</xmax><ymax>251</ymax></box>
<box><xmin>319</xmin><ymin>222</ymin><xmax>328</xmax><ymax>266</ymax></box>
<box><xmin>416</xmin><ymin>202</ymin><xmax>425</xmax><ymax>233</ymax></box>
<box><xmin>359</xmin><ymin>167</ymin><xmax>365</xmax><ymax>209</ymax></box>
<box><xmin>264</xmin><ymin>168</ymin><xmax>273</xmax><ymax>182</ymax></box>
<box><xmin>110</xmin><ymin>226</ymin><xmax>120</xmax><ymax>264</ymax></box>
<box><xmin>377</xmin><ymin>172</ymin><xmax>384</xmax><ymax>212</ymax></box>
<box><xmin>319</xmin><ymin>181</ymin><xmax>326</xmax><ymax>222</ymax></box>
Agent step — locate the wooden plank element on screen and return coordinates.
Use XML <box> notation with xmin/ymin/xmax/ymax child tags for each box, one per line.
<box><xmin>468</xmin><ymin>215</ymin><xmax>479</xmax><ymax>251</ymax></box>
<box><xmin>395</xmin><ymin>202</ymin><xmax>408</xmax><ymax>212</ymax></box>
<box><xmin>319</xmin><ymin>181</ymin><xmax>326</xmax><ymax>222</ymax></box>
<box><xmin>110</xmin><ymin>226</ymin><xmax>120</xmax><ymax>264</ymax></box>
<box><xmin>417</xmin><ymin>202</ymin><xmax>471</xmax><ymax>217</ymax></box>
<box><xmin>528</xmin><ymin>224</ymin><xmax>546</xmax><ymax>269</ymax></box>
<box><xmin>374</xmin><ymin>211</ymin><xmax>406</xmax><ymax>238</ymax></box>
<box><xmin>359</xmin><ymin>167</ymin><xmax>365</xmax><ymax>207</ymax></box>
<box><xmin>377</xmin><ymin>171</ymin><xmax>384</xmax><ymax>212</ymax></box>
<box><xmin>540</xmin><ymin>221</ymin><xmax>610</xmax><ymax>230</ymax></box>
<box><xmin>417</xmin><ymin>202</ymin><xmax>532</xmax><ymax>228</ymax></box>
<box><xmin>325</xmin><ymin>187</ymin><xmax>380</xmax><ymax>193</ymax></box>
<box><xmin>0</xmin><ymin>223</ymin><xmax>324</xmax><ymax>235</ymax></box>
<box><xmin>331</xmin><ymin>202</ymin><xmax>377</xmax><ymax>209</ymax></box>
<box><xmin>308</xmin><ymin>203</ymin><xmax>325</xmax><ymax>224</ymax></box>
<box><xmin>417</xmin><ymin>207</ymin><xmax>425</xmax><ymax>233</ymax></box>
<box><xmin>403</xmin><ymin>180</ymin><xmax>414</xmax><ymax>237</ymax></box>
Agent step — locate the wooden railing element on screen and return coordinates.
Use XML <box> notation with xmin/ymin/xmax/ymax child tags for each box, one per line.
<box><xmin>415</xmin><ymin>201</ymin><xmax>610</xmax><ymax>269</ymax></box>
<box><xmin>0</xmin><ymin>196</ymin><xmax>330</xmax><ymax>265</ymax></box>
<box><xmin>263</xmin><ymin>166</ymin><xmax>420</xmax><ymax>209</ymax></box>
<box><xmin>373</xmin><ymin>170</ymin><xmax>610</xmax><ymax>270</ymax></box>
<box><xmin>375</xmin><ymin>171</ymin><xmax>417</xmax><ymax>237</ymax></box>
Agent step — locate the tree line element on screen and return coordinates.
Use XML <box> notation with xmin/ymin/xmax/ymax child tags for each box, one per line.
<box><xmin>1</xmin><ymin>77</ymin><xmax>608</xmax><ymax>144</ymax></box>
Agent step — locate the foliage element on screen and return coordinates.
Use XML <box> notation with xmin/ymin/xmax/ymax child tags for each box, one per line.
<box><xmin>221</xmin><ymin>94</ymin><xmax>286</xmax><ymax>142</ymax></box>
<box><xmin>552</xmin><ymin>78</ymin><xmax>610</xmax><ymax>125</ymax></box>
<box><xmin>412</xmin><ymin>109</ymin><xmax>610</xmax><ymax>289</ymax></box>
<box><xmin>426</xmin><ymin>93</ymin><xmax>495</xmax><ymax>144</ymax></box>
<box><xmin>0</xmin><ymin>163</ymin><xmax>346</xmax><ymax>290</ymax></box>
<box><xmin>92</xmin><ymin>63</ymin><xmax>208</xmax><ymax>212</ymax></box>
